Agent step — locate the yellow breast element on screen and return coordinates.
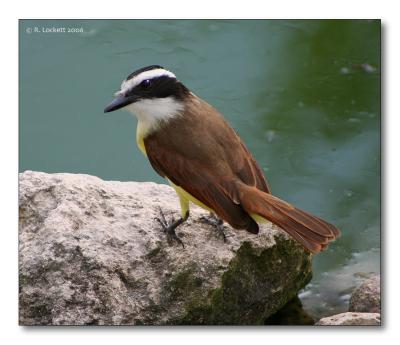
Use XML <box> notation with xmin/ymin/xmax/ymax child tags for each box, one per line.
<box><xmin>136</xmin><ymin>121</ymin><xmax>147</xmax><ymax>155</ymax></box>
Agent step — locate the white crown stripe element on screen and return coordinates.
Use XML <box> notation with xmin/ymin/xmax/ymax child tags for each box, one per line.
<box><xmin>121</xmin><ymin>68</ymin><xmax>176</xmax><ymax>93</ymax></box>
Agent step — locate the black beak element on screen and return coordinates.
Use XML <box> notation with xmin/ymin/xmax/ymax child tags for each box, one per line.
<box><xmin>104</xmin><ymin>94</ymin><xmax>138</xmax><ymax>113</ymax></box>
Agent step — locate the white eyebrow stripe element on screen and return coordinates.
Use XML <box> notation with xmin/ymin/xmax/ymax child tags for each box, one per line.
<box><xmin>120</xmin><ymin>68</ymin><xmax>176</xmax><ymax>93</ymax></box>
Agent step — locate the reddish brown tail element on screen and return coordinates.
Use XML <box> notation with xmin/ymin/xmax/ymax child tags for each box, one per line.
<box><xmin>238</xmin><ymin>184</ymin><xmax>340</xmax><ymax>253</ymax></box>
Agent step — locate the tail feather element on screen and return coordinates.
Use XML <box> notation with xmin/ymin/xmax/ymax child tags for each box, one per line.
<box><xmin>237</xmin><ymin>184</ymin><xmax>340</xmax><ymax>253</ymax></box>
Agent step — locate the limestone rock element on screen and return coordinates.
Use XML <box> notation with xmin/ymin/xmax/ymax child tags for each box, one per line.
<box><xmin>19</xmin><ymin>171</ymin><xmax>312</xmax><ymax>325</ymax></box>
<box><xmin>349</xmin><ymin>275</ymin><xmax>380</xmax><ymax>313</ymax></box>
<box><xmin>316</xmin><ymin>312</ymin><xmax>380</xmax><ymax>326</ymax></box>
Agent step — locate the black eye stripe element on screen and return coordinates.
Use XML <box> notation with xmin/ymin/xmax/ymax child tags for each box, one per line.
<box><xmin>125</xmin><ymin>75</ymin><xmax>189</xmax><ymax>100</ymax></box>
<box><xmin>140</xmin><ymin>79</ymin><xmax>152</xmax><ymax>88</ymax></box>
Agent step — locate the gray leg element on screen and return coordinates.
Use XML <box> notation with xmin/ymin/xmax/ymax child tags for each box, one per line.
<box><xmin>200</xmin><ymin>213</ymin><xmax>227</xmax><ymax>242</ymax></box>
<box><xmin>155</xmin><ymin>207</ymin><xmax>189</xmax><ymax>248</ymax></box>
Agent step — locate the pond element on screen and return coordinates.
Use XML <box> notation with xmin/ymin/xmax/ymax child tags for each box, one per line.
<box><xmin>19</xmin><ymin>19</ymin><xmax>381</xmax><ymax>321</ymax></box>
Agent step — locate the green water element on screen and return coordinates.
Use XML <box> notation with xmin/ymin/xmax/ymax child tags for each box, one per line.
<box><xmin>19</xmin><ymin>19</ymin><xmax>380</xmax><ymax>321</ymax></box>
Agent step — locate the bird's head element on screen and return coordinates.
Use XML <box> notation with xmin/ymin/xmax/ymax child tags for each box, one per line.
<box><xmin>104</xmin><ymin>65</ymin><xmax>189</xmax><ymax>122</ymax></box>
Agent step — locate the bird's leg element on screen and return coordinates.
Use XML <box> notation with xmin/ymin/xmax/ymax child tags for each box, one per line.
<box><xmin>200</xmin><ymin>212</ymin><xmax>227</xmax><ymax>242</ymax></box>
<box><xmin>155</xmin><ymin>207</ymin><xmax>189</xmax><ymax>248</ymax></box>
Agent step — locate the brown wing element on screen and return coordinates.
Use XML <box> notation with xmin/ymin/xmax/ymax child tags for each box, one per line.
<box><xmin>144</xmin><ymin>133</ymin><xmax>259</xmax><ymax>233</ymax></box>
<box><xmin>162</xmin><ymin>95</ymin><xmax>269</xmax><ymax>192</ymax></box>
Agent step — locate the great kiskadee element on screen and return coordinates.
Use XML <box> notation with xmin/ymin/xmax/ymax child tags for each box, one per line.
<box><xmin>104</xmin><ymin>65</ymin><xmax>340</xmax><ymax>253</ymax></box>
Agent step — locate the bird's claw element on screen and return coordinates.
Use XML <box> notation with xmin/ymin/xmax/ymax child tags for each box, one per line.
<box><xmin>155</xmin><ymin>208</ymin><xmax>185</xmax><ymax>248</ymax></box>
<box><xmin>199</xmin><ymin>214</ymin><xmax>228</xmax><ymax>242</ymax></box>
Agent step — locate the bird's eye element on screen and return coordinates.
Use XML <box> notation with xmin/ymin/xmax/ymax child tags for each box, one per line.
<box><xmin>140</xmin><ymin>79</ymin><xmax>152</xmax><ymax>88</ymax></box>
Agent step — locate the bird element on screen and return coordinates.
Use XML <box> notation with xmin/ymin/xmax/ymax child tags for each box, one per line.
<box><xmin>104</xmin><ymin>65</ymin><xmax>340</xmax><ymax>253</ymax></box>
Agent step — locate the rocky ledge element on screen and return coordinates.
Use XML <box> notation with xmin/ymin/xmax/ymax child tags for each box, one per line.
<box><xmin>19</xmin><ymin>171</ymin><xmax>312</xmax><ymax>325</ymax></box>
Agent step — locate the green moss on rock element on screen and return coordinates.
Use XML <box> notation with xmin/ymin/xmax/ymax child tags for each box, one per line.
<box><xmin>165</xmin><ymin>263</ymin><xmax>204</xmax><ymax>300</ymax></box>
<box><xmin>167</xmin><ymin>235</ymin><xmax>312</xmax><ymax>325</ymax></box>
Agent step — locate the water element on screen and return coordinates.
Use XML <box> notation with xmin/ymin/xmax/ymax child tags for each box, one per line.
<box><xmin>19</xmin><ymin>19</ymin><xmax>381</xmax><ymax>321</ymax></box>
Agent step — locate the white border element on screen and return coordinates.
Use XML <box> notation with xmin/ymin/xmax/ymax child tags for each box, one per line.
<box><xmin>2</xmin><ymin>0</ymin><xmax>398</xmax><ymax>344</ymax></box>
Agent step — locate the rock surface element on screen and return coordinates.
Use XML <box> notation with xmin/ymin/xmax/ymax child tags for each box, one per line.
<box><xmin>316</xmin><ymin>312</ymin><xmax>380</xmax><ymax>326</ymax></box>
<box><xmin>19</xmin><ymin>171</ymin><xmax>312</xmax><ymax>325</ymax></box>
<box><xmin>349</xmin><ymin>275</ymin><xmax>380</xmax><ymax>313</ymax></box>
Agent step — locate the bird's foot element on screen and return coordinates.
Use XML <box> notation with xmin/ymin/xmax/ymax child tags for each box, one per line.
<box><xmin>199</xmin><ymin>214</ymin><xmax>228</xmax><ymax>242</ymax></box>
<box><xmin>155</xmin><ymin>207</ymin><xmax>186</xmax><ymax>248</ymax></box>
